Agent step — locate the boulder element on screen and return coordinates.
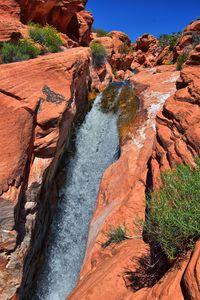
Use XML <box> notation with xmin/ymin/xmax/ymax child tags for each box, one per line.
<box><xmin>90</xmin><ymin>62</ymin><xmax>114</xmax><ymax>92</ymax></box>
<box><xmin>131</xmin><ymin>34</ymin><xmax>160</xmax><ymax>68</ymax></box>
<box><xmin>136</xmin><ymin>33</ymin><xmax>158</xmax><ymax>53</ymax></box>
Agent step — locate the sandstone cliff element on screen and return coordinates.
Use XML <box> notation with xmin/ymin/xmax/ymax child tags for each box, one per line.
<box><xmin>0</xmin><ymin>48</ymin><xmax>91</xmax><ymax>299</ymax></box>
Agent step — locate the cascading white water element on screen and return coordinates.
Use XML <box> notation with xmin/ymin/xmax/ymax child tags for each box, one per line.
<box><xmin>34</xmin><ymin>92</ymin><xmax>119</xmax><ymax>300</ymax></box>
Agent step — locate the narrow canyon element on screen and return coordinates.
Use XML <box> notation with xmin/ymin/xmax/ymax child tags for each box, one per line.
<box><xmin>0</xmin><ymin>1</ymin><xmax>199</xmax><ymax>300</ymax></box>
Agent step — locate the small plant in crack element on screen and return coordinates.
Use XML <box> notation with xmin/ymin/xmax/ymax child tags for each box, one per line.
<box><xmin>101</xmin><ymin>226</ymin><xmax>127</xmax><ymax>248</ymax></box>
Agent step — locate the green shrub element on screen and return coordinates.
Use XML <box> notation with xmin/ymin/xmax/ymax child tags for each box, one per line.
<box><xmin>102</xmin><ymin>226</ymin><xmax>127</xmax><ymax>248</ymax></box>
<box><xmin>29</xmin><ymin>23</ymin><xmax>62</xmax><ymax>53</ymax></box>
<box><xmin>144</xmin><ymin>159</ymin><xmax>200</xmax><ymax>260</ymax></box>
<box><xmin>92</xmin><ymin>28</ymin><xmax>108</xmax><ymax>37</ymax></box>
<box><xmin>158</xmin><ymin>33</ymin><xmax>180</xmax><ymax>49</ymax></box>
<box><xmin>90</xmin><ymin>41</ymin><xmax>107</xmax><ymax>67</ymax></box>
<box><xmin>1</xmin><ymin>39</ymin><xmax>40</xmax><ymax>63</ymax></box>
<box><xmin>176</xmin><ymin>52</ymin><xmax>188</xmax><ymax>70</ymax></box>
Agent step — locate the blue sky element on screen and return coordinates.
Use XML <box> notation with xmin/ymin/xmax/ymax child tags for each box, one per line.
<box><xmin>86</xmin><ymin>0</ymin><xmax>200</xmax><ymax>41</ymax></box>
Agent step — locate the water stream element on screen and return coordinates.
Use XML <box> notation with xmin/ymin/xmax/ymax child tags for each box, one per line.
<box><xmin>34</xmin><ymin>90</ymin><xmax>120</xmax><ymax>300</ymax></box>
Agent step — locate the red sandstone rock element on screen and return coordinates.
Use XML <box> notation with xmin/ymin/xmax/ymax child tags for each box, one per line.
<box><xmin>123</xmin><ymin>241</ymin><xmax>200</xmax><ymax>300</ymax></box>
<box><xmin>186</xmin><ymin>44</ymin><xmax>200</xmax><ymax>65</ymax></box>
<box><xmin>0</xmin><ymin>0</ymin><xmax>93</xmax><ymax>46</ymax></box>
<box><xmin>91</xmin><ymin>31</ymin><xmax>135</xmax><ymax>71</ymax></box>
<box><xmin>0</xmin><ymin>0</ymin><xmax>26</xmax><ymax>42</ymax></box>
<box><xmin>185</xmin><ymin>20</ymin><xmax>200</xmax><ymax>33</ymax></box>
<box><xmin>131</xmin><ymin>34</ymin><xmax>160</xmax><ymax>68</ymax></box>
<box><xmin>90</xmin><ymin>62</ymin><xmax>114</xmax><ymax>92</ymax></box>
<box><xmin>136</xmin><ymin>33</ymin><xmax>158</xmax><ymax>52</ymax></box>
<box><xmin>0</xmin><ymin>47</ymin><xmax>91</xmax><ymax>299</ymax></box>
<box><xmin>183</xmin><ymin>240</ymin><xmax>200</xmax><ymax>300</ymax></box>
<box><xmin>151</xmin><ymin>64</ymin><xmax>200</xmax><ymax>190</ymax></box>
<box><xmin>18</xmin><ymin>0</ymin><xmax>93</xmax><ymax>46</ymax></box>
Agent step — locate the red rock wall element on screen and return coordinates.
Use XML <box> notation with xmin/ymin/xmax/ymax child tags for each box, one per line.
<box><xmin>0</xmin><ymin>0</ymin><xmax>93</xmax><ymax>46</ymax></box>
<box><xmin>0</xmin><ymin>47</ymin><xmax>91</xmax><ymax>299</ymax></box>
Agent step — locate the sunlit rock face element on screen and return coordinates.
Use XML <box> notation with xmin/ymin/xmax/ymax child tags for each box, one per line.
<box><xmin>17</xmin><ymin>0</ymin><xmax>93</xmax><ymax>46</ymax></box>
<box><xmin>0</xmin><ymin>0</ymin><xmax>93</xmax><ymax>46</ymax></box>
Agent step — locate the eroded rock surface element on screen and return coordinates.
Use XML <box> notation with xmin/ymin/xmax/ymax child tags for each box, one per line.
<box><xmin>151</xmin><ymin>61</ymin><xmax>200</xmax><ymax>189</ymax></box>
<box><xmin>0</xmin><ymin>47</ymin><xmax>90</xmax><ymax>299</ymax></box>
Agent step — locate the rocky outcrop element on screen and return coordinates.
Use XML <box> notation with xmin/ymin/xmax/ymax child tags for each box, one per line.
<box><xmin>151</xmin><ymin>61</ymin><xmax>200</xmax><ymax>189</ymax></box>
<box><xmin>0</xmin><ymin>47</ymin><xmax>91</xmax><ymax>299</ymax></box>
<box><xmin>129</xmin><ymin>44</ymin><xmax>200</xmax><ymax>300</ymax></box>
<box><xmin>91</xmin><ymin>31</ymin><xmax>135</xmax><ymax>71</ymax></box>
<box><xmin>0</xmin><ymin>0</ymin><xmax>26</xmax><ymax>42</ymax></box>
<box><xmin>90</xmin><ymin>31</ymin><xmax>135</xmax><ymax>90</ymax></box>
<box><xmin>90</xmin><ymin>62</ymin><xmax>114</xmax><ymax>92</ymax></box>
<box><xmin>68</xmin><ymin>65</ymin><xmax>180</xmax><ymax>300</ymax></box>
<box><xmin>131</xmin><ymin>34</ymin><xmax>160</xmax><ymax>69</ymax></box>
<box><xmin>0</xmin><ymin>0</ymin><xmax>93</xmax><ymax>46</ymax></box>
<box><xmin>123</xmin><ymin>240</ymin><xmax>200</xmax><ymax>300</ymax></box>
<box><xmin>185</xmin><ymin>19</ymin><xmax>200</xmax><ymax>33</ymax></box>
<box><xmin>156</xmin><ymin>20</ymin><xmax>200</xmax><ymax>66</ymax></box>
<box><xmin>186</xmin><ymin>44</ymin><xmax>200</xmax><ymax>65</ymax></box>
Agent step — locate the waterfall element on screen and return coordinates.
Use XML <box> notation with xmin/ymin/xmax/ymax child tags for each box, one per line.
<box><xmin>34</xmin><ymin>91</ymin><xmax>119</xmax><ymax>300</ymax></box>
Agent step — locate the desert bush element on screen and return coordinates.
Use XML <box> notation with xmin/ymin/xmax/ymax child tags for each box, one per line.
<box><xmin>90</xmin><ymin>41</ymin><xmax>107</xmax><ymax>67</ymax></box>
<box><xmin>1</xmin><ymin>39</ymin><xmax>40</xmax><ymax>63</ymax></box>
<box><xmin>92</xmin><ymin>28</ymin><xmax>108</xmax><ymax>37</ymax></box>
<box><xmin>29</xmin><ymin>23</ymin><xmax>62</xmax><ymax>53</ymax></box>
<box><xmin>144</xmin><ymin>159</ymin><xmax>200</xmax><ymax>260</ymax></box>
<box><xmin>176</xmin><ymin>52</ymin><xmax>188</xmax><ymax>70</ymax></box>
<box><xmin>158</xmin><ymin>33</ymin><xmax>181</xmax><ymax>49</ymax></box>
<box><xmin>102</xmin><ymin>226</ymin><xmax>127</xmax><ymax>248</ymax></box>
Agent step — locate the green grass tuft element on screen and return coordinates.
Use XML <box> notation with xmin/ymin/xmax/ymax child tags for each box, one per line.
<box><xmin>144</xmin><ymin>159</ymin><xmax>200</xmax><ymax>260</ymax></box>
<box><xmin>102</xmin><ymin>226</ymin><xmax>127</xmax><ymax>248</ymax></box>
